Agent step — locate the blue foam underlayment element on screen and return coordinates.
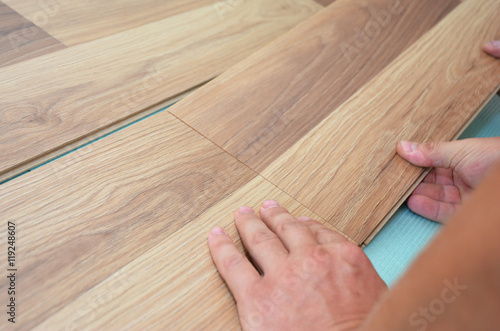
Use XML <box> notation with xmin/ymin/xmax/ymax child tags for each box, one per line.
<box><xmin>0</xmin><ymin>106</ymin><xmax>171</xmax><ymax>186</ymax></box>
<box><xmin>364</xmin><ymin>94</ymin><xmax>500</xmax><ymax>287</ymax></box>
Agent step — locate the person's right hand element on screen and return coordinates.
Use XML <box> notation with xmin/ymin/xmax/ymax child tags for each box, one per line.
<box><xmin>396</xmin><ymin>138</ymin><xmax>500</xmax><ymax>222</ymax></box>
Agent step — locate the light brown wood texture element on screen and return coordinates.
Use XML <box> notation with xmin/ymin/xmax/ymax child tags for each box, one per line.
<box><xmin>0</xmin><ymin>111</ymin><xmax>329</xmax><ymax>330</ymax></box>
<box><xmin>0</xmin><ymin>1</ymin><xmax>65</xmax><ymax>68</ymax></box>
<box><xmin>261</xmin><ymin>0</ymin><xmax>500</xmax><ymax>243</ymax></box>
<box><xmin>34</xmin><ymin>177</ymin><xmax>329</xmax><ymax>330</ymax></box>
<box><xmin>1</xmin><ymin>0</ymin><xmax>499</xmax><ymax>329</ymax></box>
<box><xmin>171</xmin><ymin>0</ymin><xmax>500</xmax><ymax>244</ymax></box>
<box><xmin>172</xmin><ymin>0</ymin><xmax>459</xmax><ymax>173</ymax></box>
<box><xmin>0</xmin><ymin>113</ymin><xmax>251</xmax><ymax>329</ymax></box>
<box><xmin>0</xmin><ymin>0</ymin><xmax>321</xmax><ymax>183</ymax></box>
<box><xmin>2</xmin><ymin>0</ymin><xmax>216</xmax><ymax>46</ymax></box>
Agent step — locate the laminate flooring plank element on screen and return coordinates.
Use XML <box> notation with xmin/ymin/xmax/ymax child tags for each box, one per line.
<box><xmin>0</xmin><ymin>1</ymin><xmax>65</xmax><ymax>68</ymax></box>
<box><xmin>0</xmin><ymin>0</ymin><xmax>321</xmax><ymax>182</ymax></box>
<box><xmin>261</xmin><ymin>0</ymin><xmax>500</xmax><ymax>244</ymax></box>
<box><xmin>2</xmin><ymin>0</ymin><xmax>220</xmax><ymax>46</ymax></box>
<box><xmin>171</xmin><ymin>0</ymin><xmax>459</xmax><ymax>173</ymax></box>
<box><xmin>33</xmin><ymin>176</ymin><xmax>330</xmax><ymax>330</ymax></box>
<box><xmin>0</xmin><ymin>111</ymin><xmax>259</xmax><ymax>329</ymax></box>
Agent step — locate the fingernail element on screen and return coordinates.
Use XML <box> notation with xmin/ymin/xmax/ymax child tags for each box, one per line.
<box><xmin>262</xmin><ymin>200</ymin><xmax>280</xmax><ymax>209</ymax></box>
<box><xmin>211</xmin><ymin>226</ymin><xmax>226</xmax><ymax>236</ymax></box>
<box><xmin>488</xmin><ymin>40</ymin><xmax>500</xmax><ymax>47</ymax></box>
<box><xmin>238</xmin><ymin>206</ymin><xmax>255</xmax><ymax>214</ymax></box>
<box><xmin>401</xmin><ymin>141</ymin><xmax>417</xmax><ymax>153</ymax></box>
<box><xmin>298</xmin><ymin>216</ymin><xmax>312</xmax><ymax>222</ymax></box>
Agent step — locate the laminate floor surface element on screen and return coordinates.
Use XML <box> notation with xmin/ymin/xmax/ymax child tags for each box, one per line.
<box><xmin>1</xmin><ymin>0</ymin><xmax>499</xmax><ymax>329</ymax></box>
<box><xmin>0</xmin><ymin>0</ymin><xmax>322</xmax><ymax>182</ymax></box>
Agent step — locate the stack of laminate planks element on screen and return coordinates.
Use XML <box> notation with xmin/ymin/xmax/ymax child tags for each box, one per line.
<box><xmin>0</xmin><ymin>0</ymin><xmax>499</xmax><ymax>329</ymax></box>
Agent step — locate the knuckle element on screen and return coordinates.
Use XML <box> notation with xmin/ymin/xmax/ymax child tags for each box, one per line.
<box><xmin>297</xmin><ymin>247</ymin><xmax>332</xmax><ymax>275</ymax></box>
<box><xmin>312</xmin><ymin>246</ymin><xmax>332</xmax><ymax>263</ymax></box>
<box><xmin>250</xmin><ymin>230</ymin><xmax>278</xmax><ymax>246</ymax></box>
<box><xmin>223</xmin><ymin>253</ymin><xmax>246</xmax><ymax>271</ymax></box>
<box><xmin>422</xmin><ymin>142</ymin><xmax>439</xmax><ymax>156</ymax></box>
<box><xmin>277</xmin><ymin>218</ymin><xmax>305</xmax><ymax>234</ymax></box>
<box><xmin>304</xmin><ymin>219</ymin><xmax>321</xmax><ymax>226</ymax></box>
<box><xmin>338</xmin><ymin>242</ymin><xmax>369</xmax><ymax>267</ymax></box>
<box><xmin>439</xmin><ymin>185</ymin><xmax>446</xmax><ymax>201</ymax></box>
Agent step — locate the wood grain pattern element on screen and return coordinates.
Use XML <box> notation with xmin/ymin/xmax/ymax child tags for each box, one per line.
<box><xmin>170</xmin><ymin>0</ymin><xmax>499</xmax><ymax>244</ymax></box>
<box><xmin>0</xmin><ymin>112</ymin><xmax>257</xmax><ymax>329</ymax></box>
<box><xmin>32</xmin><ymin>176</ymin><xmax>329</xmax><ymax>330</ymax></box>
<box><xmin>2</xmin><ymin>0</ymin><xmax>498</xmax><ymax>329</ymax></box>
<box><xmin>171</xmin><ymin>0</ymin><xmax>459</xmax><ymax>173</ymax></box>
<box><xmin>0</xmin><ymin>0</ymin><xmax>321</xmax><ymax>182</ymax></box>
<box><xmin>0</xmin><ymin>1</ymin><xmax>65</xmax><ymax>68</ymax></box>
<box><xmin>2</xmin><ymin>0</ymin><xmax>216</xmax><ymax>46</ymax></box>
<box><xmin>261</xmin><ymin>0</ymin><xmax>500</xmax><ymax>244</ymax></box>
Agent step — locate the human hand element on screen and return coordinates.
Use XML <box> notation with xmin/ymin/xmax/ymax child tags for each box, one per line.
<box><xmin>208</xmin><ymin>200</ymin><xmax>387</xmax><ymax>331</ymax></box>
<box><xmin>397</xmin><ymin>138</ymin><xmax>500</xmax><ymax>222</ymax></box>
<box><xmin>483</xmin><ymin>40</ymin><xmax>500</xmax><ymax>96</ymax></box>
<box><xmin>483</xmin><ymin>40</ymin><xmax>500</xmax><ymax>58</ymax></box>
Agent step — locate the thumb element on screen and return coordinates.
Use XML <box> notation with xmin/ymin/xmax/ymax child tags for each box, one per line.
<box><xmin>397</xmin><ymin>140</ymin><xmax>465</xmax><ymax>168</ymax></box>
<box><xmin>483</xmin><ymin>40</ymin><xmax>500</xmax><ymax>59</ymax></box>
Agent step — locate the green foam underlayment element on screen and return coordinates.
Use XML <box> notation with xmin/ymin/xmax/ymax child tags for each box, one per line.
<box><xmin>364</xmin><ymin>94</ymin><xmax>500</xmax><ymax>286</ymax></box>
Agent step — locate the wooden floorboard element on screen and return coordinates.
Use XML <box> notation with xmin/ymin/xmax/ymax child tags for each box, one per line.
<box><xmin>2</xmin><ymin>0</ymin><xmax>217</xmax><ymax>46</ymax></box>
<box><xmin>0</xmin><ymin>112</ymin><xmax>257</xmax><ymax>329</ymax></box>
<box><xmin>171</xmin><ymin>0</ymin><xmax>499</xmax><ymax>244</ymax></box>
<box><xmin>261</xmin><ymin>0</ymin><xmax>500</xmax><ymax>244</ymax></box>
<box><xmin>0</xmin><ymin>0</ymin><xmax>321</xmax><ymax>183</ymax></box>
<box><xmin>31</xmin><ymin>176</ymin><xmax>328</xmax><ymax>330</ymax></box>
<box><xmin>0</xmin><ymin>1</ymin><xmax>65</xmax><ymax>68</ymax></box>
<box><xmin>171</xmin><ymin>0</ymin><xmax>459</xmax><ymax>173</ymax></box>
<box><xmin>2</xmin><ymin>0</ymin><xmax>499</xmax><ymax>329</ymax></box>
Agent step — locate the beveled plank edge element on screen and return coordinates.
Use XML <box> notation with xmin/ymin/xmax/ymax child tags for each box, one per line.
<box><xmin>0</xmin><ymin>79</ymin><xmax>211</xmax><ymax>185</ymax></box>
<box><xmin>252</xmin><ymin>0</ymin><xmax>497</xmax><ymax>245</ymax></box>
<box><xmin>362</xmin><ymin>83</ymin><xmax>500</xmax><ymax>246</ymax></box>
<box><xmin>173</xmin><ymin>108</ymin><xmax>358</xmax><ymax>243</ymax></box>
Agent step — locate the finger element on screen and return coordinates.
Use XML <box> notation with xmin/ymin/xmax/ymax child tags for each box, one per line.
<box><xmin>397</xmin><ymin>140</ymin><xmax>468</xmax><ymax>169</ymax></box>
<box><xmin>258</xmin><ymin>200</ymin><xmax>318</xmax><ymax>251</ymax></box>
<box><xmin>297</xmin><ymin>217</ymin><xmax>347</xmax><ymax>245</ymax></box>
<box><xmin>234</xmin><ymin>206</ymin><xmax>288</xmax><ymax>273</ymax></box>
<box><xmin>407</xmin><ymin>195</ymin><xmax>458</xmax><ymax>223</ymax></box>
<box><xmin>208</xmin><ymin>227</ymin><xmax>261</xmax><ymax>299</ymax></box>
<box><xmin>483</xmin><ymin>40</ymin><xmax>500</xmax><ymax>59</ymax></box>
<box><xmin>422</xmin><ymin>168</ymin><xmax>454</xmax><ymax>185</ymax></box>
<box><xmin>411</xmin><ymin>183</ymin><xmax>461</xmax><ymax>204</ymax></box>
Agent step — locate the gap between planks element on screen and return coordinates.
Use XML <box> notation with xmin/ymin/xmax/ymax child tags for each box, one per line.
<box><xmin>0</xmin><ymin>79</ymin><xmax>209</xmax><ymax>185</ymax></box>
<box><xmin>0</xmin><ymin>0</ymin><xmax>322</xmax><ymax>183</ymax></box>
<box><xmin>363</xmin><ymin>85</ymin><xmax>500</xmax><ymax>245</ymax></box>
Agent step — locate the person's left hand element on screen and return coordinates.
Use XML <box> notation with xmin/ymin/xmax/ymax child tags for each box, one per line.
<box><xmin>208</xmin><ymin>200</ymin><xmax>387</xmax><ymax>331</ymax></box>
